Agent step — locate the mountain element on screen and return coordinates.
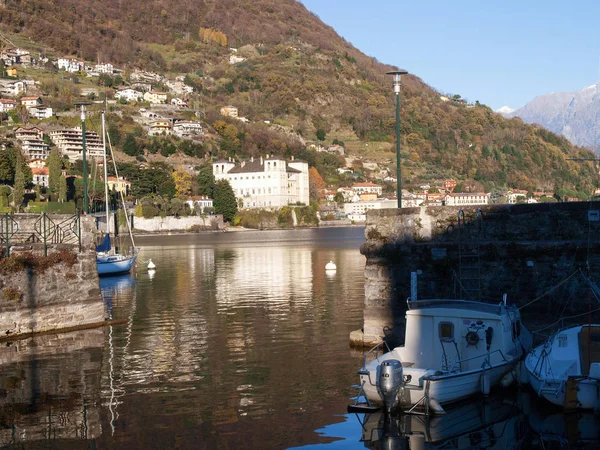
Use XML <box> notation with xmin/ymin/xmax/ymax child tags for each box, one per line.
<box><xmin>509</xmin><ymin>84</ymin><xmax>600</xmax><ymax>152</ymax></box>
<box><xmin>0</xmin><ymin>0</ymin><xmax>597</xmax><ymax>195</ymax></box>
<box><xmin>495</xmin><ymin>106</ymin><xmax>515</xmax><ymax>115</ymax></box>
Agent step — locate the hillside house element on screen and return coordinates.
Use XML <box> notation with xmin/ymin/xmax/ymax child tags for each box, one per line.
<box><xmin>186</xmin><ymin>196</ymin><xmax>213</xmax><ymax>212</ymax></box>
<box><xmin>93</xmin><ymin>62</ymin><xmax>114</xmax><ymax>74</ymax></box>
<box><xmin>0</xmin><ymin>98</ymin><xmax>17</xmax><ymax>112</ymax></box>
<box><xmin>27</xmin><ymin>105</ymin><xmax>53</xmax><ymax>119</ymax></box>
<box><xmin>15</xmin><ymin>126</ymin><xmax>43</xmax><ymax>141</ymax></box>
<box><xmin>220</xmin><ymin>105</ymin><xmax>238</xmax><ymax>118</ymax></box>
<box><xmin>352</xmin><ymin>182</ymin><xmax>383</xmax><ymax>197</ymax></box>
<box><xmin>143</xmin><ymin>91</ymin><xmax>168</xmax><ymax>104</ymax></box>
<box><xmin>115</xmin><ymin>88</ymin><xmax>143</xmax><ymax>102</ymax></box>
<box><xmin>172</xmin><ymin>120</ymin><xmax>203</xmax><ymax>138</ymax></box>
<box><xmin>31</xmin><ymin>167</ymin><xmax>49</xmax><ymax>187</ymax></box>
<box><xmin>5</xmin><ymin>67</ymin><xmax>17</xmax><ymax>77</ymax></box>
<box><xmin>107</xmin><ymin>176</ymin><xmax>131</xmax><ymax>195</ymax></box>
<box><xmin>148</xmin><ymin>119</ymin><xmax>172</xmax><ymax>136</ymax></box>
<box><xmin>20</xmin><ymin>139</ymin><xmax>50</xmax><ymax>160</ymax></box>
<box><xmin>57</xmin><ymin>58</ymin><xmax>85</xmax><ymax>73</ymax></box>
<box><xmin>171</xmin><ymin>98</ymin><xmax>188</xmax><ymax>108</ymax></box>
<box><xmin>20</xmin><ymin>96</ymin><xmax>42</xmax><ymax>107</ymax></box>
<box><xmin>1</xmin><ymin>47</ymin><xmax>31</xmax><ymax>65</ymax></box>
<box><xmin>0</xmin><ymin>80</ymin><xmax>25</xmax><ymax>97</ymax></box>
<box><xmin>343</xmin><ymin>198</ymin><xmax>398</xmax><ymax>222</ymax></box>
<box><xmin>506</xmin><ymin>189</ymin><xmax>529</xmax><ymax>204</ymax></box>
<box><xmin>213</xmin><ymin>156</ymin><xmax>309</xmax><ymax>208</ymax></box>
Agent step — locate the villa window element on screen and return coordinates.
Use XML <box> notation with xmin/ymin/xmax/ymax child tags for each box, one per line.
<box><xmin>439</xmin><ymin>322</ymin><xmax>454</xmax><ymax>342</ymax></box>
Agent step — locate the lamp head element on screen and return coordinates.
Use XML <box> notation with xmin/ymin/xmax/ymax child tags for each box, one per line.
<box><xmin>386</xmin><ymin>70</ymin><xmax>408</xmax><ymax>94</ymax></box>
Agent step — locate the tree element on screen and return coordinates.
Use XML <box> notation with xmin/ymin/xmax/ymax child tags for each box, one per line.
<box><xmin>47</xmin><ymin>146</ymin><xmax>62</xmax><ymax>196</ymax></box>
<box><xmin>12</xmin><ymin>153</ymin><xmax>24</xmax><ymax>211</ymax></box>
<box><xmin>196</xmin><ymin>165</ymin><xmax>215</xmax><ymax>197</ymax></box>
<box><xmin>123</xmin><ymin>134</ymin><xmax>139</xmax><ymax>156</ymax></box>
<box><xmin>308</xmin><ymin>167</ymin><xmax>325</xmax><ymax>202</ymax></box>
<box><xmin>0</xmin><ymin>152</ymin><xmax>14</xmax><ymax>184</ymax></box>
<box><xmin>333</xmin><ymin>192</ymin><xmax>344</xmax><ymax>204</ymax></box>
<box><xmin>316</xmin><ymin>128</ymin><xmax>326</xmax><ymax>141</ymax></box>
<box><xmin>173</xmin><ymin>168</ymin><xmax>192</xmax><ymax>199</ymax></box>
<box><xmin>58</xmin><ymin>175</ymin><xmax>67</xmax><ymax>202</ymax></box>
<box><xmin>213</xmin><ymin>179</ymin><xmax>237</xmax><ymax>223</ymax></box>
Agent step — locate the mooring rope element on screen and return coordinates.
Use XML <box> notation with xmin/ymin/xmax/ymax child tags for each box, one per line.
<box><xmin>519</xmin><ymin>269</ymin><xmax>581</xmax><ymax>310</ymax></box>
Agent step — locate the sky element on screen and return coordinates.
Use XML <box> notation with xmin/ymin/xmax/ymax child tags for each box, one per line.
<box><xmin>299</xmin><ymin>0</ymin><xmax>600</xmax><ymax>112</ymax></box>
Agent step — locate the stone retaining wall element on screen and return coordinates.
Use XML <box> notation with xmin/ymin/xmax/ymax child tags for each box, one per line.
<box><xmin>131</xmin><ymin>214</ymin><xmax>224</xmax><ymax>232</ymax></box>
<box><xmin>0</xmin><ymin>215</ymin><xmax>105</xmax><ymax>337</ymax></box>
<box><xmin>354</xmin><ymin>202</ymin><xmax>600</xmax><ymax>347</ymax></box>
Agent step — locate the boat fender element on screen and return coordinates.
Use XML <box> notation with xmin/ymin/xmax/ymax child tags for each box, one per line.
<box><xmin>485</xmin><ymin>327</ymin><xmax>493</xmax><ymax>351</ymax></box>
<box><xmin>428</xmin><ymin>398</ymin><xmax>445</xmax><ymax>415</ymax></box>
<box><xmin>500</xmin><ymin>370</ymin><xmax>515</xmax><ymax>388</ymax></box>
<box><xmin>480</xmin><ymin>371</ymin><xmax>490</xmax><ymax>396</ymax></box>
<box><xmin>466</xmin><ymin>331</ymin><xmax>479</xmax><ymax>346</ymax></box>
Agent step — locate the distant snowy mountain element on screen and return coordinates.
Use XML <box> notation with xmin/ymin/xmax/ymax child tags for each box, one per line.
<box><xmin>508</xmin><ymin>83</ymin><xmax>600</xmax><ymax>152</ymax></box>
<box><xmin>495</xmin><ymin>105</ymin><xmax>515</xmax><ymax>115</ymax></box>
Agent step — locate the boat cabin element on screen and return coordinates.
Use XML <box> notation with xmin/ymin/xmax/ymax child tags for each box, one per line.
<box><xmin>400</xmin><ymin>300</ymin><xmax>522</xmax><ymax>373</ymax></box>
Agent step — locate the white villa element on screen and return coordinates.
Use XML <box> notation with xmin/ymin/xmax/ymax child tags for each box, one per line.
<box><xmin>186</xmin><ymin>195</ymin><xmax>213</xmax><ymax>212</ymax></box>
<box><xmin>115</xmin><ymin>88</ymin><xmax>143</xmax><ymax>102</ymax></box>
<box><xmin>213</xmin><ymin>156</ymin><xmax>309</xmax><ymax>208</ymax></box>
<box><xmin>352</xmin><ymin>182</ymin><xmax>383</xmax><ymax>197</ymax></box>
<box><xmin>443</xmin><ymin>192</ymin><xmax>489</xmax><ymax>206</ymax></box>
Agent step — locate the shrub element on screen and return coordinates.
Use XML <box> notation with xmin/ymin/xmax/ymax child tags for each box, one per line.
<box><xmin>2</xmin><ymin>287</ymin><xmax>21</xmax><ymax>303</ymax></box>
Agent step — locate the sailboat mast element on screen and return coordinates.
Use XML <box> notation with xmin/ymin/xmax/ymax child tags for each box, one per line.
<box><xmin>102</xmin><ymin>112</ymin><xmax>110</xmax><ymax>234</ymax></box>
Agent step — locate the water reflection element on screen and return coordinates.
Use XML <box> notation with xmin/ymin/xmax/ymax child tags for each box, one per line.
<box><xmin>306</xmin><ymin>390</ymin><xmax>600</xmax><ymax>450</ymax></box>
<box><xmin>0</xmin><ymin>329</ymin><xmax>104</xmax><ymax>447</ymax></box>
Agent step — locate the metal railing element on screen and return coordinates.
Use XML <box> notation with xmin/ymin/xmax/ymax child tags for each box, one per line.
<box><xmin>0</xmin><ymin>213</ymin><xmax>81</xmax><ymax>256</ymax></box>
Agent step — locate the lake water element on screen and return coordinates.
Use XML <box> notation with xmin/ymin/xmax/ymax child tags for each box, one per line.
<box><xmin>0</xmin><ymin>227</ymin><xmax>597</xmax><ymax>449</ymax></box>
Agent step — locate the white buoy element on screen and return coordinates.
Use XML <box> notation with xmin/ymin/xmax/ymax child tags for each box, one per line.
<box><xmin>147</xmin><ymin>259</ymin><xmax>156</xmax><ymax>270</ymax></box>
<box><xmin>325</xmin><ymin>260</ymin><xmax>337</xmax><ymax>271</ymax></box>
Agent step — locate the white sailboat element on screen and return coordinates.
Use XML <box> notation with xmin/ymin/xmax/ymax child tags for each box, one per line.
<box><xmin>351</xmin><ymin>298</ymin><xmax>532</xmax><ymax>415</ymax></box>
<box><xmin>96</xmin><ymin>112</ymin><xmax>138</xmax><ymax>276</ymax></box>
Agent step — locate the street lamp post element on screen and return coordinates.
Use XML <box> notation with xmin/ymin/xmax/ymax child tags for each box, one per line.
<box><xmin>75</xmin><ymin>102</ymin><xmax>90</xmax><ymax>214</ymax></box>
<box><xmin>387</xmin><ymin>70</ymin><xmax>408</xmax><ymax>208</ymax></box>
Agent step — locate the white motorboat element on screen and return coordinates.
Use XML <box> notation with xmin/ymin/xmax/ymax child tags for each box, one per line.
<box><xmin>524</xmin><ymin>324</ymin><xmax>600</xmax><ymax>410</ymax></box>
<box><xmin>352</xmin><ymin>298</ymin><xmax>531</xmax><ymax>415</ymax></box>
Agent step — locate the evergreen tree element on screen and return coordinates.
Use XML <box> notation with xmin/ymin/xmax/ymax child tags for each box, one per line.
<box><xmin>59</xmin><ymin>175</ymin><xmax>67</xmax><ymax>202</ymax></box>
<box><xmin>13</xmin><ymin>153</ymin><xmax>24</xmax><ymax>211</ymax></box>
<box><xmin>47</xmin><ymin>146</ymin><xmax>61</xmax><ymax>196</ymax></box>
<box><xmin>196</xmin><ymin>165</ymin><xmax>215</xmax><ymax>197</ymax></box>
<box><xmin>123</xmin><ymin>134</ymin><xmax>139</xmax><ymax>156</ymax></box>
<box><xmin>213</xmin><ymin>179</ymin><xmax>237</xmax><ymax>223</ymax></box>
<box><xmin>0</xmin><ymin>152</ymin><xmax>14</xmax><ymax>184</ymax></box>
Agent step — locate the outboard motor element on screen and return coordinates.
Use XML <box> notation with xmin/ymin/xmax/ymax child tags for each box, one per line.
<box><xmin>378</xmin><ymin>360</ymin><xmax>404</xmax><ymax>415</ymax></box>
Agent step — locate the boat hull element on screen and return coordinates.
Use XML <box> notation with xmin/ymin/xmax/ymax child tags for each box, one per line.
<box><xmin>360</xmin><ymin>359</ymin><xmax>518</xmax><ymax>411</ymax></box>
<box><xmin>524</xmin><ymin>325</ymin><xmax>600</xmax><ymax>410</ymax></box>
<box><xmin>97</xmin><ymin>255</ymin><xmax>137</xmax><ymax>276</ymax></box>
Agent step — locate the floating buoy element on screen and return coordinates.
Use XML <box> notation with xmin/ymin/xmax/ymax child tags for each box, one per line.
<box><xmin>147</xmin><ymin>259</ymin><xmax>156</xmax><ymax>270</ymax></box>
<box><xmin>325</xmin><ymin>260</ymin><xmax>337</xmax><ymax>271</ymax></box>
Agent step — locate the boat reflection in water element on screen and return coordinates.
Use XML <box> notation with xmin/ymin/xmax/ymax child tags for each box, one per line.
<box><xmin>357</xmin><ymin>393</ymin><xmax>523</xmax><ymax>449</ymax></box>
<box><xmin>0</xmin><ymin>328</ymin><xmax>105</xmax><ymax>447</ymax></box>
<box><xmin>352</xmin><ymin>390</ymin><xmax>600</xmax><ymax>449</ymax></box>
<box><xmin>99</xmin><ymin>273</ymin><xmax>136</xmax><ymax>318</ymax></box>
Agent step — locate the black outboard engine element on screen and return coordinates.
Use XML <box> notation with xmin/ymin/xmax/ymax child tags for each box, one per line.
<box><xmin>378</xmin><ymin>360</ymin><xmax>404</xmax><ymax>415</ymax></box>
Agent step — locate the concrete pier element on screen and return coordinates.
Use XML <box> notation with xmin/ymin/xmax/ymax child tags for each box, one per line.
<box><xmin>352</xmin><ymin>202</ymin><xmax>600</xmax><ymax>348</ymax></box>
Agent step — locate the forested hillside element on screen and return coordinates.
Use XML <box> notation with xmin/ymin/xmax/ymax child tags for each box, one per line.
<box><xmin>0</xmin><ymin>0</ymin><xmax>596</xmax><ymax>194</ymax></box>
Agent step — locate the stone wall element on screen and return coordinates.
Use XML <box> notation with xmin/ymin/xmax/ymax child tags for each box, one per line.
<box><xmin>131</xmin><ymin>214</ymin><xmax>224</xmax><ymax>233</ymax></box>
<box><xmin>0</xmin><ymin>215</ymin><xmax>105</xmax><ymax>337</ymax></box>
<box><xmin>354</xmin><ymin>202</ymin><xmax>600</xmax><ymax>347</ymax></box>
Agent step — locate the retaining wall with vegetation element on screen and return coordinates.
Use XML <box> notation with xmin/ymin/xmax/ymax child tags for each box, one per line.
<box><xmin>0</xmin><ymin>215</ymin><xmax>105</xmax><ymax>338</ymax></box>
<box><xmin>352</xmin><ymin>202</ymin><xmax>600</xmax><ymax>347</ymax></box>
